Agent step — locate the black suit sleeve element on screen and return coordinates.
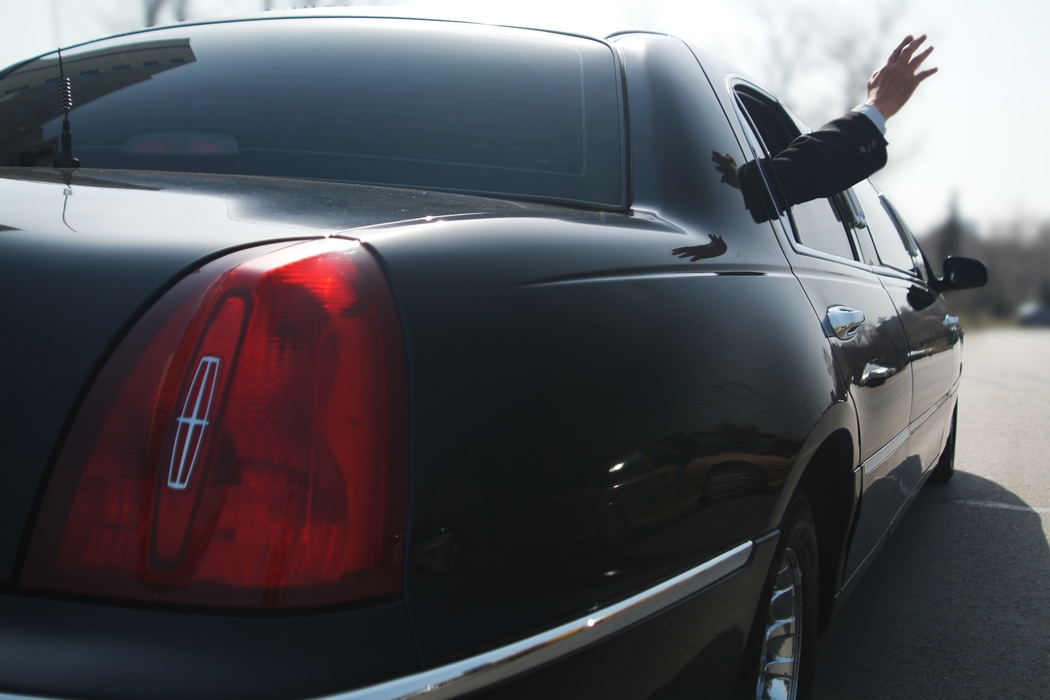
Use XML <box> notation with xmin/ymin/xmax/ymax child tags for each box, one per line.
<box><xmin>736</xmin><ymin>111</ymin><xmax>888</xmax><ymax>221</ymax></box>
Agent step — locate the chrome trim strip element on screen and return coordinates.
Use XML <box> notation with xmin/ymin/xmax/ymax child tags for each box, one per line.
<box><xmin>862</xmin><ymin>425</ymin><xmax>910</xmax><ymax>476</ymax></box>
<box><xmin>524</xmin><ymin>266</ymin><xmax>780</xmax><ymax>287</ymax></box>
<box><xmin>906</xmin><ymin>347</ymin><xmax>936</xmax><ymax>361</ymax></box>
<box><xmin>910</xmin><ymin>392</ymin><xmax>949</xmax><ymax>435</ymax></box>
<box><xmin>0</xmin><ymin>543</ymin><xmax>753</xmax><ymax>700</ymax></box>
<box><xmin>323</xmin><ymin>542</ymin><xmax>753</xmax><ymax>700</ymax></box>
<box><xmin>862</xmin><ymin>388</ymin><xmax>954</xmax><ymax>478</ymax></box>
<box><xmin>860</xmin><ymin>386</ymin><xmax>953</xmax><ymax>478</ymax></box>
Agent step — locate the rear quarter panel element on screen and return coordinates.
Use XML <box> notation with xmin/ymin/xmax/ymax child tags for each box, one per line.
<box><xmin>366</xmin><ymin>94</ymin><xmax>850</xmax><ymax>666</ymax></box>
<box><xmin>366</xmin><ymin>31</ymin><xmax>856</xmax><ymax>668</ymax></box>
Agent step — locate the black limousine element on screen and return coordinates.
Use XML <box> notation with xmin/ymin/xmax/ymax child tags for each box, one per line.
<box><xmin>0</xmin><ymin>13</ymin><xmax>984</xmax><ymax>700</ymax></box>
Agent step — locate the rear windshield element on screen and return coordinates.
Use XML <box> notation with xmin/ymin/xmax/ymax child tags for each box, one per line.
<box><xmin>0</xmin><ymin>18</ymin><xmax>625</xmax><ymax>207</ymax></box>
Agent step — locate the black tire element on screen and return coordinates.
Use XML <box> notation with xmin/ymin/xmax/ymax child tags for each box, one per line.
<box><xmin>735</xmin><ymin>497</ymin><xmax>819</xmax><ymax>700</ymax></box>
<box><xmin>928</xmin><ymin>408</ymin><xmax>957</xmax><ymax>484</ymax></box>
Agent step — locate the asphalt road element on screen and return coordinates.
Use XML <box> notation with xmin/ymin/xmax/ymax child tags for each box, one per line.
<box><xmin>813</xmin><ymin>328</ymin><xmax>1050</xmax><ymax>698</ymax></box>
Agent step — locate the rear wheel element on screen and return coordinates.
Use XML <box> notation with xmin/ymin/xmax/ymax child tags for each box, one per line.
<box><xmin>737</xmin><ymin>498</ymin><xmax>819</xmax><ymax>700</ymax></box>
<box><xmin>928</xmin><ymin>409</ymin><xmax>957</xmax><ymax>484</ymax></box>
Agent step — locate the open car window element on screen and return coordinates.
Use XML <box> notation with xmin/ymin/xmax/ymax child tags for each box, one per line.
<box><xmin>732</xmin><ymin>85</ymin><xmax>859</xmax><ymax>262</ymax></box>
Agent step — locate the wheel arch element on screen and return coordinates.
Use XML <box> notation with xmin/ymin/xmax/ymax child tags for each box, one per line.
<box><xmin>796</xmin><ymin>430</ymin><xmax>856</xmax><ymax>635</ymax></box>
<box><xmin>775</xmin><ymin>399</ymin><xmax>860</xmax><ymax>636</ymax></box>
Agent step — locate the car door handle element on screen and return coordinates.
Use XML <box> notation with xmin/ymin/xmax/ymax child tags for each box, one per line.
<box><xmin>860</xmin><ymin>363</ymin><xmax>897</xmax><ymax>387</ymax></box>
<box><xmin>943</xmin><ymin>314</ymin><xmax>961</xmax><ymax>341</ymax></box>
<box><xmin>825</xmin><ymin>305</ymin><xmax>865</xmax><ymax>340</ymax></box>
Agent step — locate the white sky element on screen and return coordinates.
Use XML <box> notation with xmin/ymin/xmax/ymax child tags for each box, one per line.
<box><xmin>2</xmin><ymin>0</ymin><xmax>1046</xmax><ymax>236</ymax></box>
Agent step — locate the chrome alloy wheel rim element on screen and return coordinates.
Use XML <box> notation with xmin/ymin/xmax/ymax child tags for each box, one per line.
<box><xmin>756</xmin><ymin>547</ymin><xmax>803</xmax><ymax>700</ymax></box>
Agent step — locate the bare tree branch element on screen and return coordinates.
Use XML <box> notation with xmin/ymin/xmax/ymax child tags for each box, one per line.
<box><xmin>144</xmin><ymin>0</ymin><xmax>188</xmax><ymax>27</ymax></box>
<box><xmin>746</xmin><ymin>0</ymin><xmax>909</xmax><ymax>124</ymax></box>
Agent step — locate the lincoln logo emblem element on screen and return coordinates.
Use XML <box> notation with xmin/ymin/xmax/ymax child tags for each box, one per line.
<box><xmin>168</xmin><ymin>356</ymin><xmax>220</xmax><ymax>490</ymax></box>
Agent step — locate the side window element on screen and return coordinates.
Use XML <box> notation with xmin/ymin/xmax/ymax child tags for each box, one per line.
<box><xmin>882</xmin><ymin>195</ymin><xmax>932</xmax><ymax>281</ymax></box>
<box><xmin>841</xmin><ymin>188</ymin><xmax>880</xmax><ymax>265</ymax></box>
<box><xmin>733</xmin><ymin>86</ymin><xmax>858</xmax><ymax>261</ymax></box>
<box><xmin>788</xmin><ymin>198</ymin><xmax>856</xmax><ymax>260</ymax></box>
<box><xmin>853</xmin><ymin>182</ymin><xmax>920</xmax><ymax>276</ymax></box>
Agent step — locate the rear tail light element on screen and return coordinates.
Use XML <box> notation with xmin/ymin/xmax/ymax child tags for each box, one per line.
<box><xmin>21</xmin><ymin>240</ymin><xmax>408</xmax><ymax>608</ymax></box>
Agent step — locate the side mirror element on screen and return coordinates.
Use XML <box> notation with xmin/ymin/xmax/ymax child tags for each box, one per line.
<box><xmin>940</xmin><ymin>256</ymin><xmax>987</xmax><ymax>290</ymax></box>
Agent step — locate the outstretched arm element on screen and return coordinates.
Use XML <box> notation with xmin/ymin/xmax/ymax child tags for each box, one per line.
<box><xmin>866</xmin><ymin>34</ymin><xmax>938</xmax><ymax>121</ymax></box>
<box><xmin>707</xmin><ymin>33</ymin><xmax>938</xmax><ymax>219</ymax></box>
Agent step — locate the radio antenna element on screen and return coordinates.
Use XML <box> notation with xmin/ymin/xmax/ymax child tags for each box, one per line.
<box><xmin>53</xmin><ymin>47</ymin><xmax>80</xmax><ymax>169</ymax></box>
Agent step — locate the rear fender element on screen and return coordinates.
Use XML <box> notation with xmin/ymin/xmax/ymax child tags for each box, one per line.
<box><xmin>773</xmin><ymin>398</ymin><xmax>859</xmax><ymax>529</ymax></box>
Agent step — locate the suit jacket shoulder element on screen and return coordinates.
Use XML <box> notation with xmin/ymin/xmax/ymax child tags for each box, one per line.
<box><xmin>770</xmin><ymin>110</ymin><xmax>888</xmax><ymax>206</ymax></box>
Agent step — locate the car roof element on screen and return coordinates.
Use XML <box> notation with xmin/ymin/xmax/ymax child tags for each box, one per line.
<box><xmin>1</xmin><ymin>8</ymin><xmax>686</xmax><ymax>81</ymax></box>
<box><xmin>50</xmin><ymin>7</ymin><xmax>653</xmax><ymax>59</ymax></box>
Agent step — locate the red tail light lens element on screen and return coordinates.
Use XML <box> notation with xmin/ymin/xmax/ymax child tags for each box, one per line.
<box><xmin>21</xmin><ymin>240</ymin><xmax>408</xmax><ymax>608</ymax></box>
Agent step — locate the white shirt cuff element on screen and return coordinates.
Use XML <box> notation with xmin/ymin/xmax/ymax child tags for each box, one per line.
<box><xmin>852</xmin><ymin>103</ymin><xmax>886</xmax><ymax>135</ymax></box>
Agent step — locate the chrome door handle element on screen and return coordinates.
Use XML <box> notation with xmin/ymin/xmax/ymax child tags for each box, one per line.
<box><xmin>943</xmin><ymin>314</ymin><xmax>961</xmax><ymax>341</ymax></box>
<box><xmin>860</xmin><ymin>363</ymin><xmax>897</xmax><ymax>387</ymax></box>
<box><xmin>825</xmin><ymin>305</ymin><xmax>865</xmax><ymax>340</ymax></box>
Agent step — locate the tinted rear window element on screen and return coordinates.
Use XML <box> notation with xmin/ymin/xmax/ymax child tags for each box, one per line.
<box><xmin>0</xmin><ymin>19</ymin><xmax>625</xmax><ymax>207</ymax></box>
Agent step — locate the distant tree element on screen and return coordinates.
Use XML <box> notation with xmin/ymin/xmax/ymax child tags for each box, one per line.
<box><xmin>1039</xmin><ymin>278</ymin><xmax>1050</xmax><ymax>307</ymax></box>
<box><xmin>744</xmin><ymin>0</ymin><xmax>909</xmax><ymax>126</ymax></box>
<box><xmin>921</xmin><ymin>207</ymin><xmax>1050</xmax><ymax>321</ymax></box>
<box><xmin>144</xmin><ymin>0</ymin><xmax>188</xmax><ymax>26</ymax></box>
<box><xmin>923</xmin><ymin>194</ymin><xmax>967</xmax><ymax>274</ymax></box>
<box><xmin>258</xmin><ymin>0</ymin><xmax>408</xmax><ymax>10</ymax></box>
<box><xmin>138</xmin><ymin>0</ymin><xmax>410</xmax><ymax>29</ymax></box>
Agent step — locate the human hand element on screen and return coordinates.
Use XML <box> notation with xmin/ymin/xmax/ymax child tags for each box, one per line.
<box><xmin>866</xmin><ymin>34</ymin><xmax>938</xmax><ymax>120</ymax></box>
<box><xmin>711</xmin><ymin>151</ymin><xmax>739</xmax><ymax>189</ymax></box>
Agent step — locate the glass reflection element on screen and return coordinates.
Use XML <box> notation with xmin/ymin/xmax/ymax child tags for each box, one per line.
<box><xmin>1</xmin><ymin>39</ymin><xmax>196</xmax><ymax>167</ymax></box>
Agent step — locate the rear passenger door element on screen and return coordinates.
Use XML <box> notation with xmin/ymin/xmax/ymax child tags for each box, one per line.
<box><xmin>730</xmin><ymin>85</ymin><xmax>914</xmax><ymax>580</ymax></box>
<box><xmin>853</xmin><ymin>183</ymin><xmax>960</xmax><ymax>471</ymax></box>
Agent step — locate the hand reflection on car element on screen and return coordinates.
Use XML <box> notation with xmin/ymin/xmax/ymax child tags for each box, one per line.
<box><xmin>711</xmin><ymin>151</ymin><xmax>740</xmax><ymax>189</ymax></box>
<box><xmin>671</xmin><ymin>234</ymin><xmax>727</xmax><ymax>261</ymax></box>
